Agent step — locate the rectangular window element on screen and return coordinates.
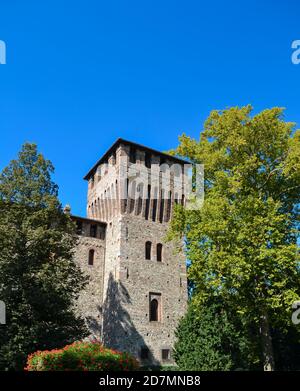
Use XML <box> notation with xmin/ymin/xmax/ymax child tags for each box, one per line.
<box><xmin>90</xmin><ymin>224</ymin><xmax>97</xmax><ymax>238</ymax></box>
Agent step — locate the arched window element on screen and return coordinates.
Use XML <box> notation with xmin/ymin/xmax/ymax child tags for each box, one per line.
<box><xmin>88</xmin><ymin>249</ymin><xmax>95</xmax><ymax>266</ymax></box>
<box><xmin>157</xmin><ymin>243</ymin><xmax>163</xmax><ymax>262</ymax></box>
<box><xmin>150</xmin><ymin>299</ymin><xmax>158</xmax><ymax>321</ymax></box>
<box><xmin>145</xmin><ymin>241</ymin><xmax>152</xmax><ymax>260</ymax></box>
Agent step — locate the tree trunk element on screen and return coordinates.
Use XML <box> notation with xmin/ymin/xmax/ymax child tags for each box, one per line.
<box><xmin>260</xmin><ymin>311</ymin><xmax>275</xmax><ymax>371</ymax></box>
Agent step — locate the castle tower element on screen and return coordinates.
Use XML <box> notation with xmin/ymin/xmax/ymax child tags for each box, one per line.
<box><xmin>74</xmin><ymin>139</ymin><xmax>188</xmax><ymax>365</ymax></box>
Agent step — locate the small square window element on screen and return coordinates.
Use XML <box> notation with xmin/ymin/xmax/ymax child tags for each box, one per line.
<box><xmin>162</xmin><ymin>349</ymin><xmax>171</xmax><ymax>361</ymax></box>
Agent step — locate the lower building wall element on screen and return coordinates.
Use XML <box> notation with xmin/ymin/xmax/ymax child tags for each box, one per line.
<box><xmin>73</xmin><ymin>235</ymin><xmax>105</xmax><ymax>338</ymax></box>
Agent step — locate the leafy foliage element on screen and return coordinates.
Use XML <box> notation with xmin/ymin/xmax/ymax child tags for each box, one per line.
<box><xmin>174</xmin><ymin>299</ymin><xmax>259</xmax><ymax>371</ymax></box>
<box><xmin>169</xmin><ymin>106</ymin><xmax>300</xmax><ymax>370</ymax></box>
<box><xmin>0</xmin><ymin>143</ymin><xmax>88</xmax><ymax>370</ymax></box>
<box><xmin>25</xmin><ymin>341</ymin><xmax>139</xmax><ymax>371</ymax></box>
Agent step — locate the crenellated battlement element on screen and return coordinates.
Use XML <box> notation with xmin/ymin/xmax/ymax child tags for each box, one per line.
<box><xmin>85</xmin><ymin>139</ymin><xmax>188</xmax><ymax>224</ymax></box>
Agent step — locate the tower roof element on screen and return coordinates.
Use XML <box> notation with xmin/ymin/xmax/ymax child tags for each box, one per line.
<box><xmin>84</xmin><ymin>138</ymin><xmax>189</xmax><ymax>180</ymax></box>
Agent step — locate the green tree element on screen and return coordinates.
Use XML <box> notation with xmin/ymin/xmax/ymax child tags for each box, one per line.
<box><xmin>0</xmin><ymin>143</ymin><xmax>88</xmax><ymax>370</ymax></box>
<box><xmin>169</xmin><ymin>106</ymin><xmax>300</xmax><ymax>370</ymax></box>
<box><xmin>174</xmin><ymin>298</ymin><xmax>258</xmax><ymax>371</ymax></box>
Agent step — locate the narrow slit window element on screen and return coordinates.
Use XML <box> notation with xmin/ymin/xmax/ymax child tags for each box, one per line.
<box><xmin>145</xmin><ymin>241</ymin><xmax>152</xmax><ymax>260</ymax></box>
<box><xmin>88</xmin><ymin>249</ymin><xmax>95</xmax><ymax>266</ymax></box>
<box><xmin>157</xmin><ymin>243</ymin><xmax>163</xmax><ymax>262</ymax></box>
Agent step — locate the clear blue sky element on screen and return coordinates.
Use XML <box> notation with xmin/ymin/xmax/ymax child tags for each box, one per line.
<box><xmin>0</xmin><ymin>0</ymin><xmax>299</xmax><ymax>216</ymax></box>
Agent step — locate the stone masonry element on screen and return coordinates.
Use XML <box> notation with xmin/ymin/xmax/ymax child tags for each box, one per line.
<box><xmin>72</xmin><ymin>138</ymin><xmax>188</xmax><ymax>365</ymax></box>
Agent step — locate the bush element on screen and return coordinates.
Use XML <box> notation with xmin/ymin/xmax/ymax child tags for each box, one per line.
<box><xmin>174</xmin><ymin>299</ymin><xmax>258</xmax><ymax>371</ymax></box>
<box><xmin>25</xmin><ymin>342</ymin><xmax>139</xmax><ymax>371</ymax></box>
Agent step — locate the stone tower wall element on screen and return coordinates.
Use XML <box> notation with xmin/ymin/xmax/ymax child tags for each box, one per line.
<box><xmin>75</xmin><ymin>140</ymin><xmax>188</xmax><ymax>365</ymax></box>
<box><xmin>105</xmin><ymin>214</ymin><xmax>187</xmax><ymax>365</ymax></box>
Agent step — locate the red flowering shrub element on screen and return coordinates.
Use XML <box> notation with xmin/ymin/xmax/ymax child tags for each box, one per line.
<box><xmin>25</xmin><ymin>342</ymin><xmax>139</xmax><ymax>371</ymax></box>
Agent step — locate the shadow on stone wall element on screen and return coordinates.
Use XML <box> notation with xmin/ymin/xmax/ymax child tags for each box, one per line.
<box><xmin>85</xmin><ymin>304</ymin><xmax>102</xmax><ymax>338</ymax></box>
<box><xmin>101</xmin><ymin>272</ymin><xmax>160</xmax><ymax>366</ymax></box>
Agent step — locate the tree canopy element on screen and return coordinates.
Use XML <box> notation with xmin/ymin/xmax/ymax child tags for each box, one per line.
<box><xmin>0</xmin><ymin>143</ymin><xmax>88</xmax><ymax>370</ymax></box>
<box><xmin>169</xmin><ymin>106</ymin><xmax>300</xmax><ymax>370</ymax></box>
